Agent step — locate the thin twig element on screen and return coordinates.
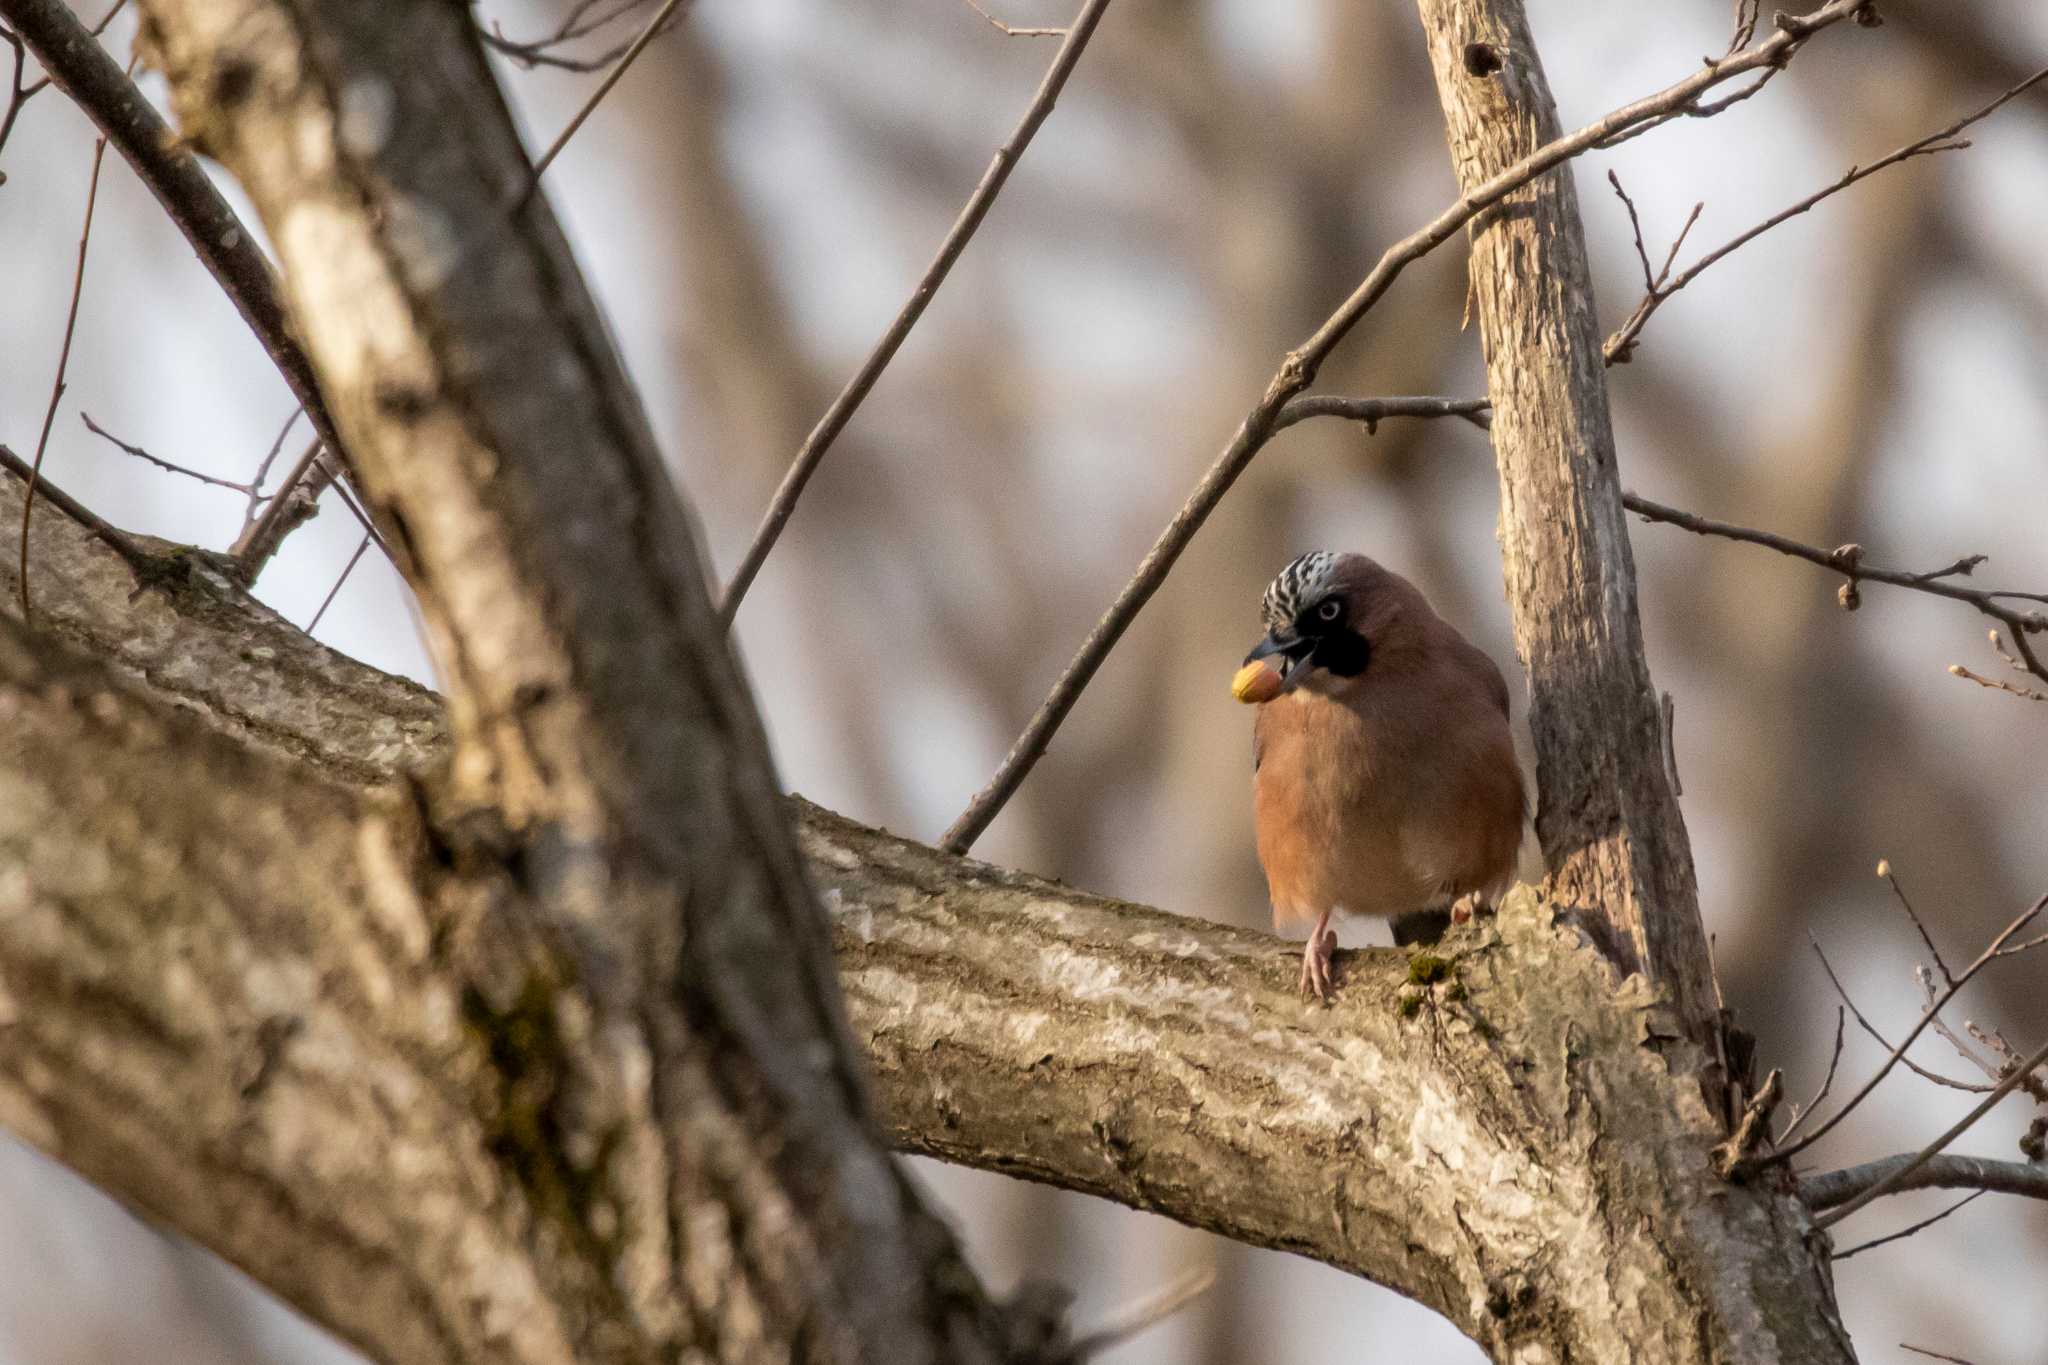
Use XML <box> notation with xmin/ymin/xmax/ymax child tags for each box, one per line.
<box><xmin>479</xmin><ymin>0</ymin><xmax>654</xmax><ymax>72</ymax></box>
<box><xmin>939</xmin><ymin>0</ymin><xmax>1877</xmax><ymax>852</ymax></box>
<box><xmin>1812</xmin><ymin>1031</ymin><xmax>2048</xmax><ymax>1230</ymax></box>
<box><xmin>1604</xmin><ymin>64</ymin><xmax>2048</xmax><ymax>363</ymax></box>
<box><xmin>1949</xmin><ymin>663</ymin><xmax>2048</xmax><ymax>703</ymax></box>
<box><xmin>1749</xmin><ymin>890</ymin><xmax>2048</xmax><ymax>1172</ymax></box>
<box><xmin>1879</xmin><ymin>861</ymin><xmax>1954</xmax><ymax>986</ymax></box>
<box><xmin>307</xmin><ymin>533</ymin><xmax>372</xmax><ymax>633</ymax></box>
<box><xmin>0</xmin><ymin>0</ymin><xmax>353</xmax><ymax>478</ymax></box>
<box><xmin>1621</xmin><ymin>492</ymin><xmax>2048</xmax><ymax>690</ymax></box>
<box><xmin>525</xmin><ymin>0</ymin><xmax>696</xmax><ymax>185</ymax></box>
<box><xmin>1830</xmin><ymin>1190</ymin><xmax>1983</xmax><ymax>1261</ymax></box>
<box><xmin>244</xmin><ymin>407</ymin><xmax>302</xmax><ymax>531</ymax></box>
<box><xmin>80</xmin><ymin>413</ymin><xmax>266</xmax><ymax>499</ymax></box>
<box><xmin>962</xmin><ymin>0</ymin><xmax>1065</xmax><ymax>37</ymax></box>
<box><xmin>717</xmin><ymin>0</ymin><xmax>1118</xmax><ymax>630</ymax></box>
<box><xmin>1899</xmin><ymin>1346</ymin><xmax>1974</xmax><ymax>1365</ymax></box>
<box><xmin>321</xmin><ymin>458</ymin><xmax>397</xmax><ymax>567</ymax></box>
<box><xmin>1953</xmin><ymin>1015</ymin><xmax>2048</xmax><ymax>1105</ymax></box>
<box><xmin>0</xmin><ymin>21</ymin><xmax>31</xmax><ymax>165</ymax></box>
<box><xmin>1776</xmin><ymin>1006</ymin><xmax>1845</xmax><ymax>1147</ymax></box>
<box><xmin>1271</xmin><ymin>394</ymin><xmax>1494</xmax><ymax>434</ymax></box>
<box><xmin>0</xmin><ymin>442</ymin><xmax>162</xmax><ymax>582</ymax></box>
<box><xmin>18</xmin><ymin>121</ymin><xmax>108</xmax><ymax>622</ymax></box>
<box><xmin>1808</xmin><ymin>935</ymin><xmax>1993</xmax><ymax>1093</ymax></box>
<box><xmin>1918</xmin><ymin>969</ymin><xmax>2007</xmax><ymax>1090</ymax></box>
<box><xmin>1068</xmin><ymin>1265</ymin><xmax>1215</xmax><ymax>1358</ymax></box>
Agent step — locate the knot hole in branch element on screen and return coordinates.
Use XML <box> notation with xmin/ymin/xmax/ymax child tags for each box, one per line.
<box><xmin>1463</xmin><ymin>42</ymin><xmax>1504</xmax><ymax>78</ymax></box>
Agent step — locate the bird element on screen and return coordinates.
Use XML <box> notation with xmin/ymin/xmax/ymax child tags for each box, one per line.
<box><xmin>1231</xmin><ymin>551</ymin><xmax>1526</xmax><ymax>1000</ymax></box>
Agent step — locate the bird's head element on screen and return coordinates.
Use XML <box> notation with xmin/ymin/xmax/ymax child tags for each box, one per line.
<box><xmin>1232</xmin><ymin>551</ymin><xmax>1405</xmax><ymax>703</ymax></box>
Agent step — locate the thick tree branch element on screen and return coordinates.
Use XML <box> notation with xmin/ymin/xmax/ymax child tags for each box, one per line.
<box><xmin>127</xmin><ymin>0</ymin><xmax>1053</xmax><ymax>1359</ymax></box>
<box><xmin>3</xmin><ymin>459</ymin><xmax>1863</xmax><ymax>1364</ymax></box>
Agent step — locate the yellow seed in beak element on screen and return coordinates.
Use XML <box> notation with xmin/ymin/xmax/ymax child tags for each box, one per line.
<box><xmin>1232</xmin><ymin>660</ymin><xmax>1283</xmax><ymax>704</ymax></box>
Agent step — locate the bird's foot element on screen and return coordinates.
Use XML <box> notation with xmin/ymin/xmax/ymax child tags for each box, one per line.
<box><xmin>1298</xmin><ymin>926</ymin><xmax>1338</xmax><ymax>1001</ymax></box>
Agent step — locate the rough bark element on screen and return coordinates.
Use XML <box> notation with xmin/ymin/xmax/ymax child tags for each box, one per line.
<box><xmin>2</xmin><ymin>464</ymin><xmax>1859</xmax><ymax>1364</ymax></box>
<box><xmin>0</xmin><ymin>1</ymin><xmax>1868</xmax><ymax>1359</ymax></box>
<box><xmin>1414</xmin><ymin>0</ymin><xmax>1713</xmax><ymax>1032</ymax></box>
<box><xmin>110</xmin><ymin>1</ymin><xmax>1052</xmax><ymax>1360</ymax></box>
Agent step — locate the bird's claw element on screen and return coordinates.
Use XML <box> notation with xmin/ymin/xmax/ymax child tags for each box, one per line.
<box><xmin>1299</xmin><ymin>927</ymin><xmax>1338</xmax><ymax>1001</ymax></box>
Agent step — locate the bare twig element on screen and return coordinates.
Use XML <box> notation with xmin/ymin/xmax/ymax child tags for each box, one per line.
<box><xmin>1727</xmin><ymin>0</ymin><xmax>1762</xmax><ymax>53</ymax></box>
<box><xmin>1068</xmin><ymin>1265</ymin><xmax>1215</xmax><ymax>1358</ymax></box>
<box><xmin>1751</xmin><ymin>890</ymin><xmax>2048</xmax><ymax>1172</ymax></box>
<box><xmin>1604</xmin><ymin>64</ymin><xmax>2048</xmax><ymax>363</ymax></box>
<box><xmin>962</xmin><ymin>0</ymin><xmax>1065</xmax><ymax>37</ymax></box>
<box><xmin>1811</xmin><ymin>1032</ymin><xmax>2048</xmax><ymax>1230</ymax></box>
<box><xmin>81</xmin><ymin>413</ymin><xmax>267</xmax><ymax>500</ymax></box>
<box><xmin>1803</xmin><ymin>1152</ymin><xmax>2048</xmax><ymax>1211</ymax></box>
<box><xmin>940</xmin><ymin>0</ymin><xmax>1878</xmax><ymax>853</ymax></box>
<box><xmin>1808</xmin><ymin>935</ymin><xmax>1993</xmax><ymax>1094</ymax></box>
<box><xmin>307</xmin><ymin>533</ymin><xmax>372</xmax><ymax>633</ymax></box>
<box><xmin>1879</xmin><ymin>860</ymin><xmax>1953</xmax><ymax>986</ymax></box>
<box><xmin>1899</xmin><ymin>1346</ymin><xmax>1974</xmax><ymax>1365</ymax></box>
<box><xmin>525</xmin><ymin>0</ymin><xmax>697</xmax><ymax>184</ymax></box>
<box><xmin>0</xmin><ymin>0</ymin><xmax>353</xmax><ymax>477</ymax></box>
<box><xmin>717</xmin><ymin>0</ymin><xmax>1118</xmax><ymax>629</ymax></box>
<box><xmin>0</xmin><ymin>20</ymin><xmax>32</xmax><ymax>165</ymax></box>
<box><xmin>18</xmin><ymin>121</ymin><xmax>108</xmax><ymax>622</ymax></box>
<box><xmin>1949</xmin><ymin>662</ymin><xmax>2048</xmax><ymax>703</ymax></box>
<box><xmin>1621</xmin><ymin>492</ymin><xmax>2048</xmax><ymax>690</ymax></box>
<box><xmin>1606</xmin><ymin>170</ymin><xmax>1700</xmax><ymax>299</ymax></box>
<box><xmin>1271</xmin><ymin>394</ymin><xmax>1494</xmax><ymax>434</ymax></box>
<box><xmin>1830</xmin><ymin>1191</ymin><xmax>1983</xmax><ymax>1261</ymax></box>
<box><xmin>1776</xmin><ymin>1006</ymin><xmax>1846</xmax><ymax>1146</ymax></box>
<box><xmin>479</xmin><ymin>0</ymin><xmax>657</xmax><ymax>72</ymax></box>
<box><xmin>0</xmin><ymin>442</ymin><xmax>162</xmax><ymax>582</ymax></box>
<box><xmin>231</xmin><ymin>436</ymin><xmax>329</xmax><ymax>577</ymax></box>
<box><xmin>243</xmin><ymin>407</ymin><xmax>301</xmax><ymax>531</ymax></box>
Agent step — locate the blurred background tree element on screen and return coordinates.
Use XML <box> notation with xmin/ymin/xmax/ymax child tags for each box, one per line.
<box><xmin>0</xmin><ymin>0</ymin><xmax>2042</xmax><ymax>1360</ymax></box>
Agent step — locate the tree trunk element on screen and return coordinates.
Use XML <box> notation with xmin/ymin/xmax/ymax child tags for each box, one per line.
<box><xmin>105</xmin><ymin>1</ymin><xmax>1060</xmax><ymax>1360</ymax></box>
<box><xmin>1414</xmin><ymin>0</ymin><xmax>1714</xmax><ymax>1036</ymax></box>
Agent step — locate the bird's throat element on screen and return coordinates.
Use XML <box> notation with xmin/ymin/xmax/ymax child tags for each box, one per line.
<box><xmin>1312</xmin><ymin>629</ymin><xmax>1371</xmax><ymax>678</ymax></box>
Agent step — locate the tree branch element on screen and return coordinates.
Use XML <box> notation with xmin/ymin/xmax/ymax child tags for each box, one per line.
<box><xmin>3</xmin><ymin>452</ymin><xmax>1864</xmax><ymax>1364</ymax></box>
<box><xmin>129</xmin><ymin>0</ymin><xmax>1055</xmax><ymax>1358</ymax></box>
<box><xmin>715</xmin><ymin>0</ymin><xmax>1117</xmax><ymax>628</ymax></box>
<box><xmin>1622</xmin><ymin>492</ymin><xmax>2048</xmax><ymax>689</ymax></box>
<box><xmin>940</xmin><ymin>0</ymin><xmax>1874</xmax><ymax>857</ymax></box>
<box><xmin>1801</xmin><ymin>1154</ymin><xmax>2048</xmax><ymax>1210</ymax></box>
<box><xmin>0</xmin><ymin>0</ymin><xmax>352</xmax><ymax>505</ymax></box>
<box><xmin>1604</xmin><ymin>63</ymin><xmax>2048</xmax><ymax>364</ymax></box>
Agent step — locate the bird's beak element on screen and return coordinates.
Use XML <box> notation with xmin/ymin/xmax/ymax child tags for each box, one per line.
<box><xmin>1232</xmin><ymin>630</ymin><xmax>1314</xmax><ymax>703</ymax></box>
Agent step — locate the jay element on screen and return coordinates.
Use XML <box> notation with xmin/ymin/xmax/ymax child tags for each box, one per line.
<box><xmin>1232</xmin><ymin>552</ymin><xmax>1526</xmax><ymax>1000</ymax></box>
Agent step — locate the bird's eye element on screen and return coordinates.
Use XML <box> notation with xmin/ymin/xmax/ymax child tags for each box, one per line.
<box><xmin>1316</xmin><ymin>599</ymin><xmax>1342</xmax><ymax>622</ymax></box>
